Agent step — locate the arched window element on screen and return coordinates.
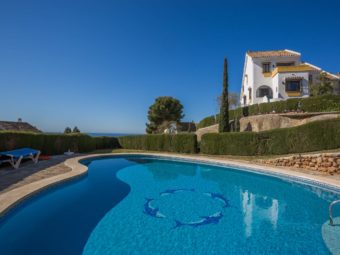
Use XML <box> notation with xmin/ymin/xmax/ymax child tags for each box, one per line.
<box><xmin>256</xmin><ymin>85</ymin><xmax>273</xmax><ymax>98</ymax></box>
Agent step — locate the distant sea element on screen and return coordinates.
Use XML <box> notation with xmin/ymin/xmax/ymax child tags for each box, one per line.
<box><xmin>87</xmin><ymin>133</ymin><xmax>139</xmax><ymax>137</ymax></box>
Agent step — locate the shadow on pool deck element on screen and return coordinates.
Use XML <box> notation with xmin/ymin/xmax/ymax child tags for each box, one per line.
<box><xmin>0</xmin><ymin>154</ymin><xmax>79</xmax><ymax>194</ymax></box>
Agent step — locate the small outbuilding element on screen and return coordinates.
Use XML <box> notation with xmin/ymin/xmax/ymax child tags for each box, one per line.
<box><xmin>0</xmin><ymin>119</ymin><xmax>41</xmax><ymax>133</ymax></box>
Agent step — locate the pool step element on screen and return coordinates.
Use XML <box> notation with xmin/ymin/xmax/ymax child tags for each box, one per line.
<box><xmin>322</xmin><ymin>217</ymin><xmax>340</xmax><ymax>255</ymax></box>
<box><xmin>329</xmin><ymin>200</ymin><xmax>340</xmax><ymax>226</ymax></box>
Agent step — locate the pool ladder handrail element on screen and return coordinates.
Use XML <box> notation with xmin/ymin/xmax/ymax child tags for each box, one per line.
<box><xmin>329</xmin><ymin>200</ymin><xmax>340</xmax><ymax>226</ymax></box>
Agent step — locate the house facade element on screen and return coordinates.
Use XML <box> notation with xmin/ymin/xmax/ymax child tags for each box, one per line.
<box><xmin>240</xmin><ymin>49</ymin><xmax>340</xmax><ymax>106</ymax></box>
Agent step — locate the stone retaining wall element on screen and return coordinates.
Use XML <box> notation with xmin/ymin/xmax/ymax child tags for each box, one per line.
<box><xmin>257</xmin><ymin>153</ymin><xmax>340</xmax><ymax>174</ymax></box>
<box><xmin>240</xmin><ymin>112</ymin><xmax>340</xmax><ymax>132</ymax></box>
<box><xmin>195</xmin><ymin>124</ymin><xmax>219</xmax><ymax>141</ymax></box>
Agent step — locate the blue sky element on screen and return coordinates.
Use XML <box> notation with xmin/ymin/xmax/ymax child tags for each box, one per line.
<box><xmin>0</xmin><ymin>0</ymin><xmax>339</xmax><ymax>133</ymax></box>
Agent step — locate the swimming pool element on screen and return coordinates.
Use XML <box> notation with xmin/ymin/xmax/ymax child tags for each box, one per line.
<box><xmin>0</xmin><ymin>155</ymin><xmax>339</xmax><ymax>254</ymax></box>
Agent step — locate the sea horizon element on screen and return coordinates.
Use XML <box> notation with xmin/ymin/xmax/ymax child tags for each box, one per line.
<box><xmin>44</xmin><ymin>132</ymin><xmax>141</xmax><ymax>137</ymax></box>
<box><xmin>87</xmin><ymin>132</ymin><xmax>141</xmax><ymax>137</ymax></box>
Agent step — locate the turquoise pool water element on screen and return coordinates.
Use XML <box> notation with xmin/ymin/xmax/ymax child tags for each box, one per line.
<box><xmin>0</xmin><ymin>155</ymin><xmax>339</xmax><ymax>254</ymax></box>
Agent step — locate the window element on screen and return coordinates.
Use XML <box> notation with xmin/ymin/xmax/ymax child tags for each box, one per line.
<box><xmin>308</xmin><ymin>74</ymin><xmax>313</xmax><ymax>85</ymax></box>
<box><xmin>262</xmin><ymin>62</ymin><xmax>271</xmax><ymax>73</ymax></box>
<box><xmin>276</xmin><ymin>62</ymin><xmax>295</xmax><ymax>67</ymax></box>
<box><xmin>256</xmin><ymin>86</ymin><xmax>273</xmax><ymax>98</ymax></box>
<box><xmin>248</xmin><ymin>88</ymin><xmax>252</xmax><ymax>100</ymax></box>
<box><xmin>258</xmin><ymin>87</ymin><xmax>270</xmax><ymax>97</ymax></box>
<box><xmin>243</xmin><ymin>95</ymin><xmax>247</xmax><ymax>105</ymax></box>
<box><xmin>286</xmin><ymin>79</ymin><xmax>301</xmax><ymax>92</ymax></box>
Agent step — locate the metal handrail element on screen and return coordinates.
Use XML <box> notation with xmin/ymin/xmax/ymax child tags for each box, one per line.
<box><xmin>329</xmin><ymin>200</ymin><xmax>340</xmax><ymax>226</ymax></box>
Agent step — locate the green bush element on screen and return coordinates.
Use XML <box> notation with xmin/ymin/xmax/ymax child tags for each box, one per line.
<box><xmin>0</xmin><ymin>132</ymin><xmax>120</xmax><ymax>155</ymax></box>
<box><xmin>197</xmin><ymin>109</ymin><xmax>243</xmax><ymax>130</ymax></box>
<box><xmin>197</xmin><ymin>115</ymin><xmax>217</xmax><ymax>129</ymax></box>
<box><xmin>229</xmin><ymin>108</ymin><xmax>243</xmax><ymax>120</ymax></box>
<box><xmin>200</xmin><ymin>132</ymin><xmax>258</xmax><ymax>155</ymax></box>
<box><xmin>300</xmin><ymin>95</ymin><xmax>340</xmax><ymax>112</ymax></box>
<box><xmin>248</xmin><ymin>104</ymin><xmax>259</xmax><ymax>115</ymax></box>
<box><xmin>258</xmin><ymin>102</ymin><xmax>273</xmax><ymax>114</ymax></box>
<box><xmin>93</xmin><ymin>136</ymin><xmax>121</xmax><ymax>150</ymax></box>
<box><xmin>198</xmin><ymin>95</ymin><xmax>340</xmax><ymax>128</ymax></box>
<box><xmin>201</xmin><ymin>118</ymin><xmax>340</xmax><ymax>155</ymax></box>
<box><xmin>118</xmin><ymin>134</ymin><xmax>197</xmax><ymax>153</ymax></box>
<box><xmin>285</xmin><ymin>98</ymin><xmax>300</xmax><ymax>111</ymax></box>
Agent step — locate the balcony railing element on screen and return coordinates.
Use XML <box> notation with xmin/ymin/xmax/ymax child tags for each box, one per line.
<box><xmin>286</xmin><ymin>91</ymin><xmax>301</xmax><ymax>97</ymax></box>
<box><xmin>271</xmin><ymin>65</ymin><xmax>315</xmax><ymax>77</ymax></box>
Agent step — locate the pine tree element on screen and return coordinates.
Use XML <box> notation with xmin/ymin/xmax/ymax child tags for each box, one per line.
<box><xmin>64</xmin><ymin>127</ymin><xmax>72</xmax><ymax>134</ymax></box>
<box><xmin>145</xmin><ymin>96</ymin><xmax>184</xmax><ymax>134</ymax></box>
<box><xmin>219</xmin><ymin>58</ymin><xmax>230</xmax><ymax>132</ymax></box>
<box><xmin>73</xmin><ymin>126</ymin><xmax>80</xmax><ymax>133</ymax></box>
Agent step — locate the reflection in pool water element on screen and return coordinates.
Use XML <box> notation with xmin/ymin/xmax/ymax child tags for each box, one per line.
<box><xmin>0</xmin><ymin>156</ymin><xmax>339</xmax><ymax>255</ymax></box>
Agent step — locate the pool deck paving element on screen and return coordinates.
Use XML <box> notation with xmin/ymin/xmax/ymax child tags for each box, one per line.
<box><xmin>0</xmin><ymin>152</ymin><xmax>340</xmax><ymax>217</ymax></box>
<box><xmin>0</xmin><ymin>155</ymin><xmax>73</xmax><ymax>194</ymax></box>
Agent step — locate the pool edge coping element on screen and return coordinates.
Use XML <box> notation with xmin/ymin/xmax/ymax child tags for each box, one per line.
<box><xmin>0</xmin><ymin>152</ymin><xmax>339</xmax><ymax>218</ymax></box>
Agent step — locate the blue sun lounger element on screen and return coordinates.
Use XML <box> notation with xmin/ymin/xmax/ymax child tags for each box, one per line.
<box><xmin>0</xmin><ymin>148</ymin><xmax>41</xmax><ymax>169</ymax></box>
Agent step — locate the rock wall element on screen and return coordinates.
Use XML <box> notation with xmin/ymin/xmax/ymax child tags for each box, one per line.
<box><xmin>240</xmin><ymin>112</ymin><xmax>340</xmax><ymax>132</ymax></box>
<box><xmin>195</xmin><ymin>124</ymin><xmax>218</xmax><ymax>141</ymax></box>
<box><xmin>257</xmin><ymin>153</ymin><xmax>340</xmax><ymax>174</ymax></box>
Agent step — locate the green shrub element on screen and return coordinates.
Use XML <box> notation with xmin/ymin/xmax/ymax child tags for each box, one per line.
<box><xmin>118</xmin><ymin>134</ymin><xmax>197</xmax><ymax>153</ymax></box>
<box><xmin>229</xmin><ymin>108</ymin><xmax>243</xmax><ymax>120</ymax></box>
<box><xmin>201</xmin><ymin>118</ymin><xmax>340</xmax><ymax>155</ymax></box>
<box><xmin>285</xmin><ymin>98</ymin><xmax>300</xmax><ymax>111</ymax></box>
<box><xmin>248</xmin><ymin>104</ymin><xmax>259</xmax><ymax>115</ymax></box>
<box><xmin>0</xmin><ymin>132</ymin><xmax>120</xmax><ymax>155</ymax></box>
<box><xmin>93</xmin><ymin>136</ymin><xmax>121</xmax><ymax>150</ymax></box>
<box><xmin>258</xmin><ymin>102</ymin><xmax>273</xmax><ymax>114</ymax></box>
<box><xmin>300</xmin><ymin>95</ymin><xmax>340</xmax><ymax>112</ymax></box>
<box><xmin>197</xmin><ymin>110</ymin><xmax>243</xmax><ymax>131</ymax></box>
<box><xmin>201</xmin><ymin>132</ymin><xmax>258</xmax><ymax>155</ymax></box>
<box><xmin>197</xmin><ymin>115</ymin><xmax>217</xmax><ymax>129</ymax></box>
<box><xmin>270</xmin><ymin>101</ymin><xmax>286</xmax><ymax>113</ymax></box>
<box><xmin>198</xmin><ymin>95</ymin><xmax>340</xmax><ymax>128</ymax></box>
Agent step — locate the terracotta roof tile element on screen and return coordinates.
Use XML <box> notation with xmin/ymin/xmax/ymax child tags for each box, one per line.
<box><xmin>247</xmin><ymin>49</ymin><xmax>300</xmax><ymax>58</ymax></box>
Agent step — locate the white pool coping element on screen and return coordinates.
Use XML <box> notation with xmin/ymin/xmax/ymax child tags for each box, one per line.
<box><xmin>0</xmin><ymin>152</ymin><xmax>339</xmax><ymax>218</ymax></box>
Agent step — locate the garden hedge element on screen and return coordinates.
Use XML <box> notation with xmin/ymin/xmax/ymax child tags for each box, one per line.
<box><xmin>200</xmin><ymin>118</ymin><xmax>340</xmax><ymax>156</ymax></box>
<box><xmin>196</xmin><ymin>108</ymin><xmax>243</xmax><ymax>130</ymax></box>
<box><xmin>118</xmin><ymin>134</ymin><xmax>197</xmax><ymax>153</ymax></box>
<box><xmin>0</xmin><ymin>132</ymin><xmax>120</xmax><ymax>155</ymax></box>
<box><xmin>198</xmin><ymin>95</ymin><xmax>340</xmax><ymax>129</ymax></box>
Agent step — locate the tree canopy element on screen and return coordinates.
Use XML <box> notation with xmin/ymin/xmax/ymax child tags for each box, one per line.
<box><xmin>146</xmin><ymin>96</ymin><xmax>184</xmax><ymax>134</ymax></box>
<box><xmin>217</xmin><ymin>92</ymin><xmax>240</xmax><ymax>110</ymax></box>
<box><xmin>310</xmin><ymin>72</ymin><xmax>334</xmax><ymax>96</ymax></box>
<box><xmin>64</xmin><ymin>126</ymin><xmax>81</xmax><ymax>134</ymax></box>
<box><xmin>64</xmin><ymin>127</ymin><xmax>72</xmax><ymax>134</ymax></box>
<box><xmin>219</xmin><ymin>58</ymin><xmax>230</xmax><ymax>132</ymax></box>
<box><xmin>73</xmin><ymin>126</ymin><xmax>80</xmax><ymax>133</ymax></box>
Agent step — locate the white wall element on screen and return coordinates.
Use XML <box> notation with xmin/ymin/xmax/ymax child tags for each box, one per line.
<box><xmin>276</xmin><ymin>72</ymin><xmax>310</xmax><ymax>100</ymax></box>
<box><xmin>240</xmin><ymin>54</ymin><xmax>302</xmax><ymax>105</ymax></box>
<box><xmin>240</xmin><ymin>55</ymin><xmax>255</xmax><ymax>106</ymax></box>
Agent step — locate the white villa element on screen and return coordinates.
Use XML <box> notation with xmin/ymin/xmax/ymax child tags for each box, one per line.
<box><xmin>240</xmin><ymin>49</ymin><xmax>340</xmax><ymax>106</ymax></box>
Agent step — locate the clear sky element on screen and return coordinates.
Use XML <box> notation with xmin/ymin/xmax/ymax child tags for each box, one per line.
<box><xmin>0</xmin><ymin>0</ymin><xmax>339</xmax><ymax>133</ymax></box>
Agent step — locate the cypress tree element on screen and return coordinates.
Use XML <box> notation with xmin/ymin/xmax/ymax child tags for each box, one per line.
<box><xmin>219</xmin><ymin>58</ymin><xmax>230</xmax><ymax>132</ymax></box>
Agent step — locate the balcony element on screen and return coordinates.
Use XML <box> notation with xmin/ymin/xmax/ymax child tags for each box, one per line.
<box><xmin>271</xmin><ymin>65</ymin><xmax>315</xmax><ymax>77</ymax></box>
<box><xmin>286</xmin><ymin>91</ymin><xmax>301</xmax><ymax>97</ymax></box>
